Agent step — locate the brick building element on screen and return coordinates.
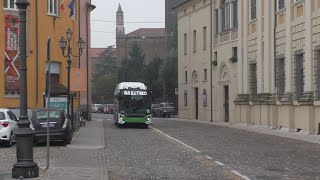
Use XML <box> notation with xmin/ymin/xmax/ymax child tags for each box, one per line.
<box><xmin>115</xmin><ymin>4</ymin><xmax>167</xmax><ymax>65</ymax></box>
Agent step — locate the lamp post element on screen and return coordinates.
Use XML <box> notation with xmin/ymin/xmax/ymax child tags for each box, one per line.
<box><xmin>58</xmin><ymin>28</ymin><xmax>85</xmax><ymax>131</ymax></box>
<box><xmin>12</xmin><ymin>0</ymin><xmax>39</xmax><ymax>178</ymax></box>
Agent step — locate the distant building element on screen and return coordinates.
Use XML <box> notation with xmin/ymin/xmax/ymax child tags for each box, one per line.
<box><xmin>116</xmin><ymin>4</ymin><xmax>167</xmax><ymax>65</ymax></box>
<box><xmin>90</xmin><ymin>48</ymin><xmax>114</xmax><ymax>80</ymax></box>
<box><xmin>165</xmin><ymin>0</ymin><xmax>186</xmax><ymax>38</ymax></box>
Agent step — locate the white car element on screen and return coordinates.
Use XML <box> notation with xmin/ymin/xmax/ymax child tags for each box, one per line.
<box><xmin>0</xmin><ymin>108</ymin><xmax>18</xmax><ymax>147</ymax></box>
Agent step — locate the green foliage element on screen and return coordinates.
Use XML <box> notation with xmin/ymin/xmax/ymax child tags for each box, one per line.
<box><xmin>144</xmin><ymin>57</ymin><xmax>163</xmax><ymax>100</ymax></box>
<box><xmin>91</xmin><ymin>47</ymin><xmax>118</xmax><ymax>104</ymax></box>
<box><xmin>118</xmin><ymin>42</ymin><xmax>146</xmax><ymax>82</ymax></box>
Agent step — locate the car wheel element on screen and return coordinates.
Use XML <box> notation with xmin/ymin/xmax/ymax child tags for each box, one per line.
<box><xmin>4</xmin><ymin>133</ymin><xmax>13</xmax><ymax>147</ymax></box>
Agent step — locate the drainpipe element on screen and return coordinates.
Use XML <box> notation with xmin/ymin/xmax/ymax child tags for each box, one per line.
<box><xmin>210</xmin><ymin>0</ymin><xmax>213</xmax><ymax>122</ymax></box>
<box><xmin>77</xmin><ymin>0</ymin><xmax>81</xmax><ymax>122</ymax></box>
<box><xmin>86</xmin><ymin>1</ymin><xmax>96</xmax><ymax>121</ymax></box>
<box><xmin>35</xmin><ymin>0</ymin><xmax>39</xmax><ymax>109</ymax></box>
<box><xmin>274</xmin><ymin>0</ymin><xmax>277</xmax><ymax>87</ymax></box>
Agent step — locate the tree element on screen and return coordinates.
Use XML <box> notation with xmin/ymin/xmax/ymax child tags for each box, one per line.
<box><xmin>158</xmin><ymin>24</ymin><xmax>178</xmax><ymax>103</ymax></box>
<box><xmin>92</xmin><ymin>74</ymin><xmax>117</xmax><ymax>104</ymax></box>
<box><xmin>118</xmin><ymin>42</ymin><xmax>146</xmax><ymax>82</ymax></box>
<box><xmin>144</xmin><ymin>57</ymin><xmax>163</xmax><ymax>100</ymax></box>
<box><xmin>91</xmin><ymin>46</ymin><xmax>118</xmax><ymax>103</ymax></box>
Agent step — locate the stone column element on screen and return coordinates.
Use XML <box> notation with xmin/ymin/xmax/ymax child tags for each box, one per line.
<box><xmin>237</xmin><ymin>0</ymin><xmax>243</xmax><ymax>94</ymax></box>
<box><xmin>263</xmin><ymin>0</ymin><xmax>273</xmax><ymax>94</ymax></box>
<box><xmin>243</xmin><ymin>0</ymin><xmax>249</xmax><ymax>94</ymax></box>
<box><xmin>284</xmin><ymin>0</ymin><xmax>293</xmax><ymax>96</ymax></box>
<box><xmin>256</xmin><ymin>0</ymin><xmax>263</xmax><ymax>94</ymax></box>
<box><xmin>304</xmin><ymin>0</ymin><xmax>314</xmax><ymax>95</ymax></box>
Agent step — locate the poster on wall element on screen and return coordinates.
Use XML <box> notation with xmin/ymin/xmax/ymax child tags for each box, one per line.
<box><xmin>4</xmin><ymin>11</ymin><xmax>20</xmax><ymax>96</ymax></box>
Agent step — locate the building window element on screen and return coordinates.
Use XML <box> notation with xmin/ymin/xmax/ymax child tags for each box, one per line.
<box><xmin>316</xmin><ymin>50</ymin><xmax>320</xmax><ymax>100</ymax></box>
<box><xmin>215</xmin><ymin>9</ymin><xmax>219</xmax><ymax>33</ymax></box>
<box><xmin>203</xmin><ymin>26</ymin><xmax>207</xmax><ymax>50</ymax></box>
<box><xmin>250</xmin><ymin>0</ymin><xmax>257</xmax><ymax>21</ymax></box>
<box><xmin>4</xmin><ymin>0</ymin><xmax>17</xmax><ymax>9</ymax></box>
<box><xmin>185</xmin><ymin>71</ymin><xmax>188</xmax><ymax>83</ymax></box>
<box><xmin>277</xmin><ymin>0</ymin><xmax>285</xmax><ymax>11</ymax></box>
<box><xmin>294</xmin><ymin>53</ymin><xmax>304</xmax><ymax>100</ymax></box>
<box><xmin>249</xmin><ymin>62</ymin><xmax>257</xmax><ymax>99</ymax></box>
<box><xmin>233</xmin><ymin>0</ymin><xmax>238</xmax><ymax>28</ymax></box>
<box><xmin>184</xmin><ymin>33</ymin><xmax>187</xmax><ymax>55</ymax></box>
<box><xmin>193</xmin><ymin>30</ymin><xmax>197</xmax><ymax>52</ymax></box>
<box><xmin>204</xmin><ymin>69</ymin><xmax>207</xmax><ymax>81</ymax></box>
<box><xmin>221</xmin><ymin>0</ymin><xmax>231</xmax><ymax>31</ymax></box>
<box><xmin>203</xmin><ymin>89</ymin><xmax>207</xmax><ymax>107</ymax></box>
<box><xmin>184</xmin><ymin>90</ymin><xmax>188</xmax><ymax>106</ymax></box>
<box><xmin>232</xmin><ymin>47</ymin><xmax>237</xmax><ymax>58</ymax></box>
<box><xmin>275</xmin><ymin>58</ymin><xmax>285</xmax><ymax>100</ymax></box>
<box><xmin>48</xmin><ymin>0</ymin><xmax>59</xmax><ymax>15</ymax></box>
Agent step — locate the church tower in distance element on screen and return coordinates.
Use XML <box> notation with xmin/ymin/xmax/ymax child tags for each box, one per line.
<box><xmin>116</xmin><ymin>3</ymin><xmax>124</xmax><ymax>36</ymax></box>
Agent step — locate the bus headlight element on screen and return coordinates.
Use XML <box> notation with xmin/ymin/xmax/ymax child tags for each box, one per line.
<box><xmin>146</xmin><ymin>115</ymin><xmax>152</xmax><ymax>125</ymax></box>
<box><xmin>118</xmin><ymin>114</ymin><xmax>125</xmax><ymax>124</ymax></box>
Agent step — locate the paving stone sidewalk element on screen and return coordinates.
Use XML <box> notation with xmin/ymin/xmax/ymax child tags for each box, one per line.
<box><xmin>4</xmin><ymin>118</ymin><xmax>108</xmax><ymax>180</ymax></box>
<box><xmin>42</xmin><ymin>118</ymin><xmax>108</xmax><ymax>180</ymax></box>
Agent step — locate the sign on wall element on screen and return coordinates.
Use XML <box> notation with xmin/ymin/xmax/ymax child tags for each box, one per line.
<box><xmin>46</xmin><ymin>97</ymin><xmax>68</xmax><ymax>111</ymax></box>
<box><xmin>4</xmin><ymin>11</ymin><xmax>20</xmax><ymax>96</ymax></box>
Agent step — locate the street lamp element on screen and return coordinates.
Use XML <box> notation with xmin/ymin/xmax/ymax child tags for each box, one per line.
<box><xmin>58</xmin><ymin>28</ymin><xmax>85</xmax><ymax>131</ymax></box>
<box><xmin>12</xmin><ymin>0</ymin><xmax>39</xmax><ymax>178</ymax></box>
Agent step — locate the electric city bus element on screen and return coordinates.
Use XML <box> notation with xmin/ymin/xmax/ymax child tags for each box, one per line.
<box><xmin>114</xmin><ymin>82</ymin><xmax>152</xmax><ymax>128</ymax></box>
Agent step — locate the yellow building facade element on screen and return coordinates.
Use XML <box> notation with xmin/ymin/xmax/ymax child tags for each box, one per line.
<box><xmin>0</xmin><ymin>0</ymin><xmax>86</xmax><ymax>110</ymax></box>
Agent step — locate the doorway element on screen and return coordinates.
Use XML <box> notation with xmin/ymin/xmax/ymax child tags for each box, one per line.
<box><xmin>224</xmin><ymin>85</ymin><xmax>229</xmax><ymax>122</ymax></box>
<box><xmin>195</xmin><ymin>88</ymin><xmax>198</xmax><ymax>120</ymax></box>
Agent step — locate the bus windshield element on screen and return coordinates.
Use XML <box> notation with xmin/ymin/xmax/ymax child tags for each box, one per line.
<box><xmin>118</xmin><ymin>95</ymin><xmax>151</xmax><ymax>114</ymax></box>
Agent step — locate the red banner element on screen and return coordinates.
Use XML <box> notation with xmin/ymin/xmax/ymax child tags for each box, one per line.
<box><xmin>4</xmin><ymin>12</ymin><xmax>20</xmax><ymax>96</ymax></box>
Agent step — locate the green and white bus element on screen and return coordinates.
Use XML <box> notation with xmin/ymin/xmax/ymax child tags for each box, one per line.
<box><xmin>114</xmin><ymin>82</ymin><xmax>152</xmax><ymax>128</ymax></box>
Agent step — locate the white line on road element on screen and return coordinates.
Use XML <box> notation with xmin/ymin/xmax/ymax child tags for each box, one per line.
<box><xmin>214</xmin><ymin>161</ymin><xmax>225</xmax><ymax>166</ymax></box>
<box><xmin>205</xmin><ymin>155</ymin><xmax>213</xmax><ymax>160</ymax></box>
<box><xmin>152</xmin><ymin>127</ymin><xmax>201</xmax><ymax>153</ymax></box>
<box><xmin>231</xmin><ymin>170</ymin><xmax>250</xmax><ymax>180</ymax></box>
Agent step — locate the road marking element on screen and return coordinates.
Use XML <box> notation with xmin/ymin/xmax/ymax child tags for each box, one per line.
<box><xmin>214</xmin><ymin>161</ymin><xmax>225</xmax><ymax>166</ymax></box>
<box><xmin>205</xmin><ymin>155</ymin><xmax>213</xmax><ymax>160</ymax></box>
<box><xmin>231</xmin><ymin>170</ymin><xmax>250</xmax><ymax>180</ymax></box>
<box><xmin>152</xmin><ymin>127</ymin><xmax>201</xmax><ymax>153</ymax></box>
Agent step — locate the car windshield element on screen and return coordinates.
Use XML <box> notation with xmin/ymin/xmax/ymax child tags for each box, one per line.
<box><xmin>0</xmin><ymin>112</ymin><xmax>5</xmax><ymax>120</ymax></box>
<box><xmin>35</xmin><ymin>111</ymin><xmax>61</xmax><ymax>121</ymax></box>
<box><xmin>119</xmin><ymin>95</ymin><xmax>151</xmax><ymax>114</ymax></box>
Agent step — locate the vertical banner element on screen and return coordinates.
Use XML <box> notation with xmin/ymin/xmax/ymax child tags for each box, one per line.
<box><xmin>70</xmin><ymin>68</ymin><xmax>87</xmax><ymax>92</ymax></box>
<box><xmin>4</xmin><ymin>11</ymin><xmax>20</xmax><ymax>96</ymax></box>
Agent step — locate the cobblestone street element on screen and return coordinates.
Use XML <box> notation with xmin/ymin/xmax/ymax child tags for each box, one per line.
<box><xmin>2</xmin><ymin>114</ymin><xmax>320</xmax><ymax>179</ymax></box>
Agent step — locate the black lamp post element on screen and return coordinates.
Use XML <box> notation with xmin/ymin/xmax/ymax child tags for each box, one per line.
<box><xmin>12</xmin><ymin>0</ymin><xmax>39</xmax><ymax>178</ymax></box>
<box><xmin>58</xmin><ymin>28</ymin><xmax>85</xmax><ymax>130</ymax></box>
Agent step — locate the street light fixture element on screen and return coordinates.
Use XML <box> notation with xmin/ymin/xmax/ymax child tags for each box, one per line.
<box><xmin>12</xmin><ymin>0</ymin><xmax>39</xmax><ymax>178</ymax></box>
<box><xmin>58</xmin><ymin>29</ymin><xmax>85</xmax><ymax>131</ymax></box>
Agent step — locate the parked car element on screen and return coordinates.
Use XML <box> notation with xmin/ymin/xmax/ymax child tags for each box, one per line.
<box><xmin>30</xmin><ymin>108</ymin><xmax>72</xmax><ymax>145</ymax></box>
<box><xmin>151</xmin><ymin>104</ymin><xmax>160</xmax><ymax>117</ymax></box>
<box><xmin>154</xmin><ymin>103</ymin><xmax>177</xmax><ymax>118</ymax></box>
<box><xmin>97</xmin><ymin>104</ymin><xmax>107</xmax><ymax>114</ymax></box>
<box><xmin>0</xmin><ymin>108</ymin><xmax>18</xmax><ymax>147</ymax></box>
<box><xmin>107</xmin><ymin>104</ymin><xmax>114</xmax><ymax>114</ymax></box>
<box><xmin>8</xmin><ymin>107</ymin><xmax>33</xmax><ymax>120</ymax></box>
<box><xmin>92</xmin><ymin>104</ymin><xmax>101</xmax><ymax>113</ymax></box>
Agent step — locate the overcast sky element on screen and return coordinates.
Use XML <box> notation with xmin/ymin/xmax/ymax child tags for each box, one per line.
<box><xmin>91</xmin><ymin>0</ymin><xmax>165</xmax><ymax>48</ymax></box>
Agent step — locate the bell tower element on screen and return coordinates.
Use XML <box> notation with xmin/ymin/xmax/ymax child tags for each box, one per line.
<box><xmin>116</xmin><ymin>3</ymin><xmax>125</xmax><ymax>36</ymax></box>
